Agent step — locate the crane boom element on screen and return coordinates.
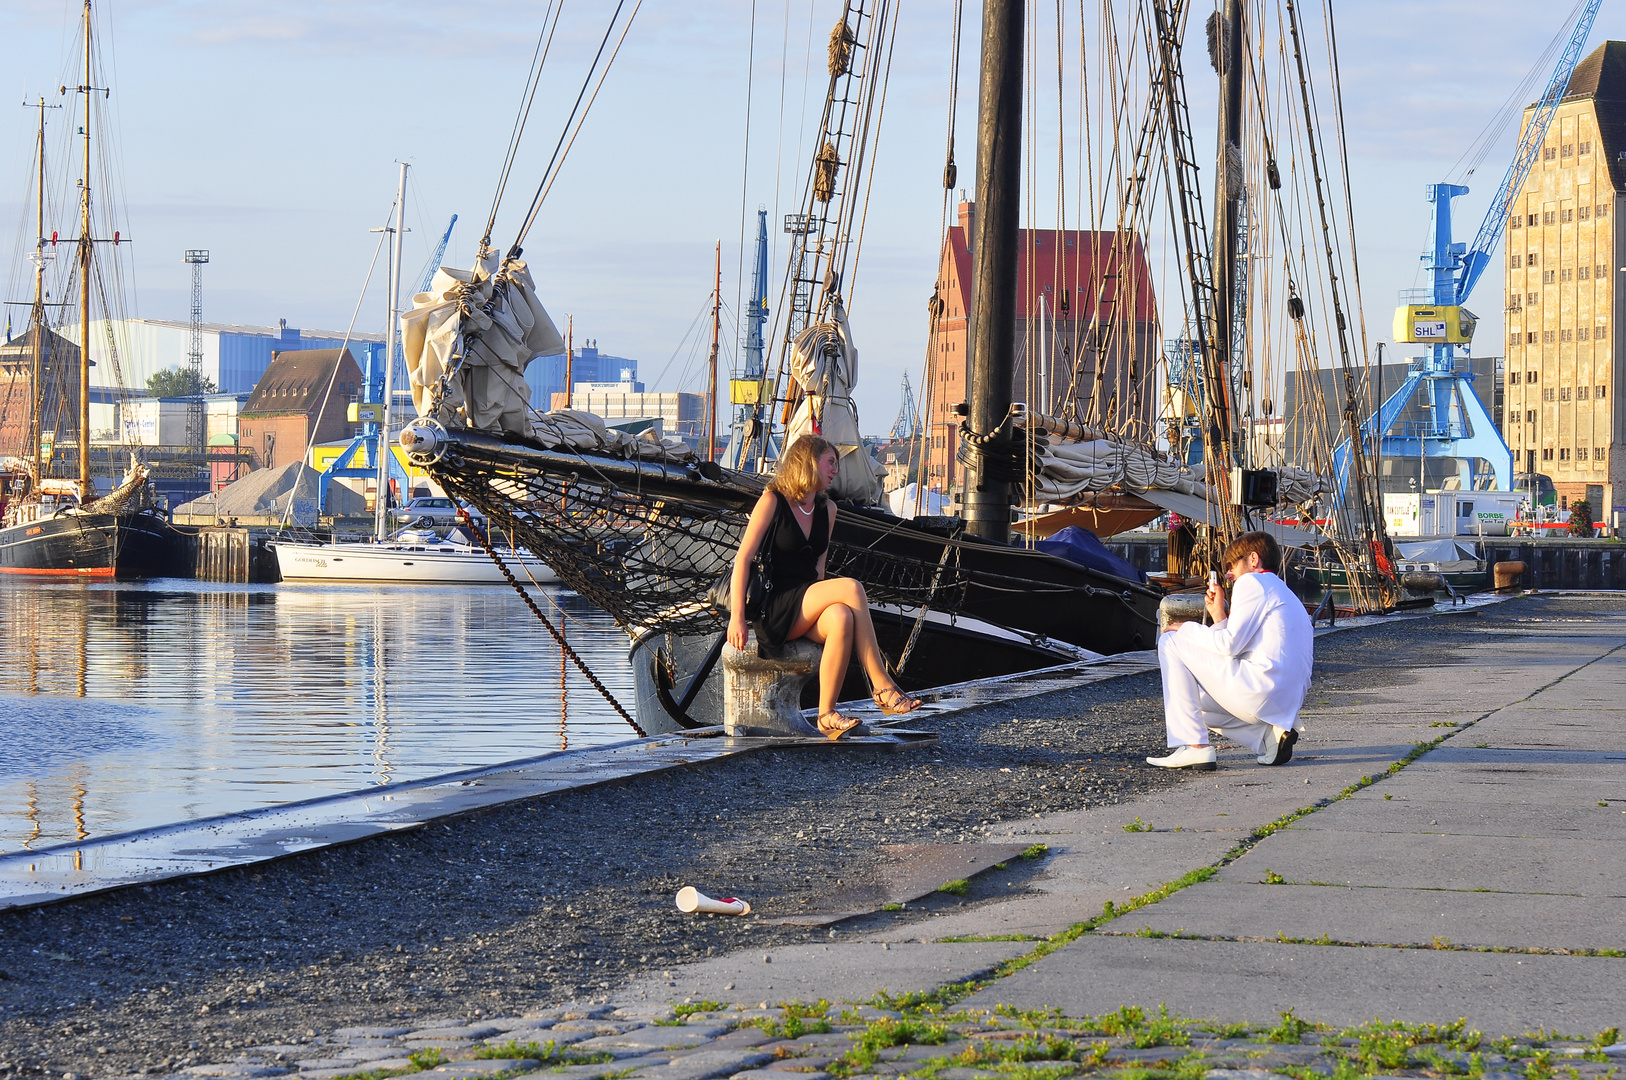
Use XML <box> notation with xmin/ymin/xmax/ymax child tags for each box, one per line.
<box><xmin>1456</xmin><ymin>0</ymin><xmax>1602</xmax><ymax>303</ymax></box>
<box><xmin>417</xmin><ymin>214</ymin><xmax>458</xmax><ymax>295</ymax></box>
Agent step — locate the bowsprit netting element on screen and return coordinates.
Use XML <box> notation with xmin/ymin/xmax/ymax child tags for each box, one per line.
<box><xmin>424</xmin><ymin>434</ymin><xmax>978</xmax><ymax>637</ymax></box>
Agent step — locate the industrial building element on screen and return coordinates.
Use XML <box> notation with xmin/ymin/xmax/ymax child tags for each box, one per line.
<box><xmin>66</xmin><ymin>317</ymin><xmax>384</xmax><ymax>397</ymax></box>
<box><xmin>1503</xmin><ymin>40</ymin><xmax>1626</xmax><ymax>517</ymax></box>
<box><xmin>526</xmin><ymin>340</ymin><xmax>638</xmax><ymax>412</ymax></box>
<box><xmin>923</xmin><ymin>201</ymin><xmax>1161</xmax><ymax>499</ymax></box>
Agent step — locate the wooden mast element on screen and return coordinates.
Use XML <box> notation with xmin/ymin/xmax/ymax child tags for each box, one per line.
<box><xmin>77</xmin><ymin>0</ymin><xmax>93</xmax><ymax>501</ymax></box>
<box><xmin>706</xmin><ymin>241</ymin><xmax>721</xmax><ymax>463</ymax></box>
<box><xmin>963</xmin><ymin>0</ymin><xmax>1024</xmax><ymax>542</ymax></box>
<box><xmin>28</xmin><ymin>98</ymin><xmax>50</xmax><ymax>486</ymax></box>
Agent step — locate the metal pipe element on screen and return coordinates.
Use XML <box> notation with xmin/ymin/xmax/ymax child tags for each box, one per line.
<box><xmin>964</xmin><ymin>0</ymin><xmax>1023</xmax><ymax>542</ymax></box>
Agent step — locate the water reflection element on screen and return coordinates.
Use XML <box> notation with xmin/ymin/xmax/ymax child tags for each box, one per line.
<box><xmin>0</xmin><ymin>578</ymin><xmax>635</xmax><ymax>851</ymax></box>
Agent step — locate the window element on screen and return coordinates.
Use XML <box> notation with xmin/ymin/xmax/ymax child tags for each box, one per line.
<box><xmin>1582</xmin><ymin>140</ymin><xmax>1594</xmax><ymax>155</ymax></box>
<box><xmin>1526</xmin><ymin>409</ymin><xmax>1537</xmax><ymax>423</ymax></box>
<box><xmin>1580</xmin><ymin>265</ymin><xmax>1591</xmax><ymax>280</ymax></box>
<box><xmin>1544</xmin><ymin>388</ymin><xmax>1556</xmax><ymax>401</ymax></box>
<box><xmin>1509</xmin><ymin>371</ymin><xmax>1521</xmax><ymax>384</ymax></box>
<box><xmin>1563</xmin><ymin>144</ymin><xmax>1575</xmax><ymax>158</ymax></box>
<box><xmin>1562</xmin><ymin>267</ymin><xmax>1573</xmax><ymax>282</ymax></box>
<box><xmin>1544</xmin><ymin>211</ymin><xmax>1557</xmax><ymax>225</ymax></box>
<box><xmin>1560</xmin><ymin>448</ymin><xmax>1571</xmax><ymax>461</ymax></box>
<box><xmin>1527</xmin><ymin>370</ymin><xmax>1537</xmax><ymax>381</ymax></box>
<box><xmin>1598</xmin><ymin>384</ymin><xmax>1608</xmax><ymax>399</ymax></box>
<box><xmin>1511</xmin><ymin>252</ymin><xmax>1524</xmax><ymax>268</ymax></box>
<box><xmin>1543</xmin><ymin>448</ymin><xmax>1555</xmax><ymax>460</ymax></box>
<box><xmin>1543</xmin><ymin>269</ymin><xmax>1556</xmax><ymax>282</ymax></box>
<box><xmin>1596</xmin><ymin>446</ymin><xmax>1607</xmax><ymax>461</ymax></box>
<box><xmin>1560</xmin><ymin>387</ymin><xmax>1572</xmax><ymax>401</ymax></box>
<box><xmin>1562</xmin><ymin>328</ymin><xmax>1573</xmax><ymax>342</ymax></box>
<box><xmin>1598</xmin><ymin>204</ymin><xmax>1610</xmax><ymax>218</ymax></box>
<box><xmin>1578</xmin><ymin>386</ymin><xmax>1590</xmax><ymax>400</ymax></box>
<box><xmin>1563</xmin><ymin>208</ymin><xmax>1575</xmax><ymax>223</ymax></box>
<box><xmin>1544</xmin><ymin>330</ymin><xmax>1557</xmax><ymax>343</ymax></box>
<box><xmin>1601</xmin><ymin>320</ymin><xmax>1610</xmax><ymax>336</ymax></box>
<box><xmin>1511</xmin><ymin>215</ymin><xmax>1522</xmax><ymax>229</ymax></box>
<box><xmin>1527</xmin><ymin>332</ymin><xmax>1539</xmax><ymax>343</ymax></box>
<box><xmin>1581</xmin><ymin>206</ymin><xmax>1592</xmax><ymax>220</ymax></box>
<box><xmin>1598</xmin><ymin>264</ymin><xmax>1609</xmax><ymax>278</ymax></box>
<box><xmin>1577</xmin><ymin>447</ymin><xmax>1589</xmax><ymax>461</ymax></box>
<box><xmin>1544</xmin><ymin>146</ymin><xmax>1558</xmax><ymax>161</ymax></box>
<box><xmin>1528</xmin><ymin>292</ymin><xmax>1538</xmax><ymax>305</ymax></box>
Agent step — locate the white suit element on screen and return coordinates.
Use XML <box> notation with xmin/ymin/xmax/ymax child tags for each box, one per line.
<box><xmin>1158</xmin><ymin>571</ymin><xmax>1313</xmax><ymax>752</ymax></box>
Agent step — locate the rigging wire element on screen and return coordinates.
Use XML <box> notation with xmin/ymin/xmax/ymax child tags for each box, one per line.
<box><xmin>483</xmin><ymin>1</ymin><xmax>565</xmax><ymax>250</ymax></box>
<box><xmin>508</xmin><ymin>0</ymin><xmax>642</xmax><ymax>257</ymax></box>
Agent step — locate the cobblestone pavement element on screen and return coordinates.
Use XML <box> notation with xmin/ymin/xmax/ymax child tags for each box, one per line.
<box><xmin>139</xmin><ymin>1000</ymin><xmax>1626</xmax><ymax>1080</ymax></box>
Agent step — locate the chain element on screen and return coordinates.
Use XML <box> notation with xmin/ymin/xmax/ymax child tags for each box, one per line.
<box><xmin>463</xmin><ymin>514</ymin><xmax>646</xmax><ymax>737</ymax></box>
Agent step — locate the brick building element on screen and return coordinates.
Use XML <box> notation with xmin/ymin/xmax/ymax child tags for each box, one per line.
<box><xmin>237</xmin><ymin>348</ymin><xmax>363</xmax><ymax>471</ymax></box>
<box><xmin>0</xmin><ymin>327</ymin><xmax>81</xmax><ymax>461</ymax></box>
<box><xmin>1503</xmin><ymin>41</ymin><xmax>1626</xmax><ymax>519</ymax></box>
<box><xmin>922</xmin><ymin>201</ymin><xmax>1160</xmax><ymax>498</ymax></box>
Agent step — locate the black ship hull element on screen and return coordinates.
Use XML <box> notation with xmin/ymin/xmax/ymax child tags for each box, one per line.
<box><xmin>0</xmin><ymin>509</ymin><xmax>178</xmax><ymax>579</ymax></box>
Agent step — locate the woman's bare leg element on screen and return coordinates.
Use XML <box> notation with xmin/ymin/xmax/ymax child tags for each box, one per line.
<box><xmin>791</xmin><ymin>578</ymin><xmax>906</xmax><ymax>696</ymax></box>
<box><xmin>803</xmin><ymin>603</ymin><xmax>854</xmax><ymax>716</ymax></box>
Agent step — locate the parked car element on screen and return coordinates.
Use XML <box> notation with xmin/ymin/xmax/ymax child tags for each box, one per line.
<box><xmin>391</xmin><ymin>496</ymin><xmax>461</xmax><ymax>527</ymax></box>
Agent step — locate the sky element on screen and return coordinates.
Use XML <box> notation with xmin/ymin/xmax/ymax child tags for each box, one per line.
<box><xmin>0</xmin><ymin>0</ymin><xmax>1603</xmax><ymax>429</ymax></box>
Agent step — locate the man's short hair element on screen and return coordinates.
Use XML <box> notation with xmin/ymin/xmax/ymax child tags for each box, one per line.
<box><xmin>1222</xmin><ymin>530</ymin><xmax>1282</xmax><ymax>575</ymax></box>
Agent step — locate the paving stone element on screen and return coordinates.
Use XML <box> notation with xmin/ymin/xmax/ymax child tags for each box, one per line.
<box><xmin>408</xmin><ymin>1025</ymin><xmax>503</xmax><ymax>1041</ymax></box>
<box><xmin>770</xmin><ymin>1034</ymin><xmax>853</xmax><ymax>1050</ymax></box>
<box><xmin>402</xmin><ymin>1040</ymin><xmax>476</xmax><ymax>1054</ymax></box>
<box><xmin>512</xmin><ymin>1065</ymin><xmax>645</xmax><ymax>1080</ymax></box>
<box><xmin>623</xmin><ymin>1049</ymin><xmax>775</xmax><ymax>1080</ymax></box>
<box><xmin>427</xmin><ymin>1060</ymin><xmax>541</xmax><ymax>1079</ymax></box>
<box><xmin>874</xmin><ymin>1043</ymin><xmax>960</xmax><ymax>1064</ymax></box>
<box><xmin>1102</xmin><ymin>1046</ymin><xmax>1191</xmax><ymax>1065</ymax></box>
<box><xmin>928</xmin><ymin>1071</ymin><xmax>1011</xmax><ymax>1080</ymax></box>
<box><xmin>292</xmin><ymin>1059</ymin><xmax>369</xmax><ymax>1071</ymax></box>
<box><xmin>1206</xmin><ymin>1071</ymin><xmax>1294</xmax><ymax>1080</ymax></box>
<box><xmin>577</xmin><ymin>1025</ymin><xmax>732</xmax><ymax>1053</ymax></box>
<box><xmin>762</xmin><ymin>1055</ymin><xmax>836</xmax><ymax>1070</ymax></box>
<box><xmin>248</xmin><ymin>1046</ymin><xmax>308</xmax><ymax>1057</ymax></box>
<box><xmin>332</xmin><ymin>1027</ymin><xmax>413</xmax><ymax>1039</ymax></box>
<box><xmin>701</xmin><ymin>1029</ymin><xmax>775</xmax><ymax>1050</ymax></box>
<box><xmin>730</xmin><ymin>1071</ymin><xmax>832</xmax><ymax>1080</ymax></box>
<box><xmin>181</xmin><ymin>1066</ymin><xmax>288</xmax><ymax>1078</ymax></box>
<box><xmin>553</xmin><ymin>1020</ymin><xmax>646</xmax><ymax>1035</ymax></box>
<box><xmin>339</xmin><ymin>1039</ymin><xmax>403</xmax><ymax>1049</ymax></box>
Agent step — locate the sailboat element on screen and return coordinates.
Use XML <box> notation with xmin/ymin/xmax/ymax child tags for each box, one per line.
<box><xmin>0</xmin><ymin>3</ymin><xmax>176</xmax><ymax>579</ymax></box>
<box><xmin>269</xmin><ymin>164</ymin><xmax>555</xmax><ymax>587</ymax></box>
<box><xmin>391</xmin><ymin>0</ymin><xmax>1394</xmax><ymax>731</ymax></box>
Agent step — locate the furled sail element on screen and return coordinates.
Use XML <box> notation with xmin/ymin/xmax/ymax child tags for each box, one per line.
<box><xmin>402</xmin><ymin>251</ymin><xmax>565</xmax><ymax>440</ymax></box>
<box><xmin>785</xmin><ymin>296</ymin><xmax>885</xmax><ymax>502</ymax></box>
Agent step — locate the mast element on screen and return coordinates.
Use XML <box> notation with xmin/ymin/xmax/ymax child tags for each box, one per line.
<box><xmin>964</xmin><ymin>0</ymin><xmax>1023</xmax><ymax>542</ymax></box>
<box><xmin>706</xmin><ymin>241</ymin><xmax>721</xmax><ymax>463</ymax></box>
<box><xmin>28</xmin><ymin>97</ymin><xmax>53</xmax><ymax>485</ymax></box>
<box><xmin>374</xmin><ymin>161</ymin><xmax>408</xmax><ymax>540</ymax></box>
<box><xmin>77</xmin><ymin>0</ymin><xmax>93</xmax><ymax>500</ymax></box>
<box><xmin>1205</xmin><ymin>0</ymin><xmax>1245</xmax><ymax>512</ymax></box>
<box><xmin>564</xmin><ymin>316</ymin><xmax>574</xmax><ymax>405</ymax></box>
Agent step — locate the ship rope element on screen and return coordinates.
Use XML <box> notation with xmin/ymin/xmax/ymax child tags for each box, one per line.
<box><xmin>894</xmin><ymin>538</ymin><xmax>957</xmax><ymax>675</ymax></box>
<box><xmin>463</xmin><ymin>512</ymin><xmax>646</xmax><ymax>737</ymax></box>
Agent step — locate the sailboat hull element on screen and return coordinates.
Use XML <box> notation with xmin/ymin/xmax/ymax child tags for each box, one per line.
<box><xmin>0</xmin><ymin>509</ymin><xmax>177</xmax><ymax>579</ymax></box>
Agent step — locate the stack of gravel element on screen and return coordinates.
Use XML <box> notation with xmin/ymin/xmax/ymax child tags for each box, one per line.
<box><xmin>174</xmin><ymin>462</ymin><xmax>367</xmax><ymax>523</ymax></box>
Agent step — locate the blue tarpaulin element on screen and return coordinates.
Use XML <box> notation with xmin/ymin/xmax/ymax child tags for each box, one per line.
<box><xmin>1030</xmin><ymin>525</ymin><xmax>1148</xmax><ymax>584</ymax></box>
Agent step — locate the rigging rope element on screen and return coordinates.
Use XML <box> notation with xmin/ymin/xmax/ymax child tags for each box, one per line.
<box><xmin>483</xmin><ymin>1</ymin><xmax>564</xmax><ymax>249</ymax></box>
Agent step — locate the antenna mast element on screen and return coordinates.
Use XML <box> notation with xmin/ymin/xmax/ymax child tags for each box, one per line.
<box><xmin>374</xmin><ymin>162</ymin><xmax>408</xmax><ymax>540</ymax></box>
<box><xmin>184</xmin><ymin>250</ymin><xmax>210</xmax><ymax>458</ymax></box>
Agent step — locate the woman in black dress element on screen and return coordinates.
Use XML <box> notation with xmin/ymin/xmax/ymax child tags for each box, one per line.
<box><xmin>725</xmin><ymin>434</ymin><xmax>922</xmax><ymax>738</ymax></box>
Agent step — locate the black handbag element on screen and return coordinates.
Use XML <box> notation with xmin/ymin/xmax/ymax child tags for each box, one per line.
<box><xmin>707</xmin><ymin>512</ymin><xmax>776</xmax><ymax>620</ymax></box>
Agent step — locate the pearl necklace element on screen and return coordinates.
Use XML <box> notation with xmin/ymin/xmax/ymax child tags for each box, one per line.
<box><xmin>794</xmin><ymin>500</ymin><xmax>815</xmax><ymax>516</ymax></box>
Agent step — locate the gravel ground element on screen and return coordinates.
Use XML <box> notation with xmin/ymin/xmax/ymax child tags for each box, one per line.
<box><xmin>0</xmin><ymin>594</ymin><xmax>1610</xmax><ymax>1074</ymax></box>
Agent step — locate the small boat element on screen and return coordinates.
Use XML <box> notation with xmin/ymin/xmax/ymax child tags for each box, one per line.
<box><xmin>271</xmin><ymin>528</ymin><xmax>555</xmax><ymax>585</ymax></box>
<box><xmin>1305</xmin><ymin>538</ymin><xmax>1485</xmax><ymax>593</ymax></box>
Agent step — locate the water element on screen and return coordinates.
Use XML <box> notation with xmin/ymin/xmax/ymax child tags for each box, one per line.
<box><xmin>0</xmin><ymin>577</ymin><xmax>637</xmax><ymax>852</ymax></box>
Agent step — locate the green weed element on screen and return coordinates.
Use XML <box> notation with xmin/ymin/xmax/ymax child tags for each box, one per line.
<box><xmin>937</xmin><ymin>879</ymin><xmax>970</xmax><ymax>896</ymax></box>
<box><xmin>1123</xmin><ymin>817</ymin><xmax>1153</xmax><ymax>833</ymax></box>
<box><xmin>1267</xmin><ymin>1009</ymin><xmax>1313</xmax><ymax>1044</ymax></box>
<box><xmin>1263</xmin><ymin>869</ymin><xmax>1287</xmax><ymax>885</ymax></box>
<box><xmin>1020</xmin><ymin>844</ymin><xmax>1049</xmax><ymax>860</ymax></box>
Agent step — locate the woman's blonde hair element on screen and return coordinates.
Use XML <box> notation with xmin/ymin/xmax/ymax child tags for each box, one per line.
<box><xmin>769</xmin><ymin>435</ymin><xmax>836</xmax><ymax>503</ymax></box>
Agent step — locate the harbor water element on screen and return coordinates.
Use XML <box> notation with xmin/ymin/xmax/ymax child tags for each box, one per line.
<box><xmin>0</xmin><ymin>577</ymin><xmax>636</xmax><ymax>853</ymax></box>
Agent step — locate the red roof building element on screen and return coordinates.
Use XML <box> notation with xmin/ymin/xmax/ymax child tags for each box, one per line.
<box><xmin>923</xmin><ymin>201</ymin><xmax>1161</xmax><ymax>498</ymax></box>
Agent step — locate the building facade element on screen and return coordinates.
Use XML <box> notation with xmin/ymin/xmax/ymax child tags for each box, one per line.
<box><xmin>236</xmin><ymin>349</ymin><xmax>364</xmax><ymax>471</ymax></box>
<box><xmin>1503</xmin><ymin>41</ymin><xmax>1626</xmax><ymax>519</ymax></box>
<box><xmin>0</xmin><ymin>327</ymin><xmax>80</xmax><ymax>462</ymax></box>
<box><xmin>68</xmin><ymin>318</ymin><xmax>384</xmax><ymax>398</ymax></box>
<box><xmin>526</xmin><ymin>341</ymin><xmax>638</xmax><ymax>412</ymax></box>
<box><xmin>923</xmin><ymin>201</ymin><xmax>1160</xmax><ymax>498</ymax></box>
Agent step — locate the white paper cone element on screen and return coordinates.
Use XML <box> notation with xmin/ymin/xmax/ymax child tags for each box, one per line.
<box><xmin>675</xmin><ymin>885</ymin><xmax>751</xmax><ymax>915</ymax></box>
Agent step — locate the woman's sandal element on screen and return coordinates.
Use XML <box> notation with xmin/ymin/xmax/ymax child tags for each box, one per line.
<box><xmin>816</xmin><ymin>711</ymin><xmax>861</xmax><ymax>740</ymax></box>
<box><xmin>872</xmin><ymin>685</ymin><xmax>923</xmax><ymax>715</ymax></box>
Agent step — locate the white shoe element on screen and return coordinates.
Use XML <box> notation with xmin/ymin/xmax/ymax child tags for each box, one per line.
<box><xmin>1258</xmin><ymin>725</ymin><xmax>1299</xmax><ymax>766</ymax></box>
<box><xmin>1147</xmin><ymin>745</ymin><xmax>1217</xmax><ymax>771</ymax></box>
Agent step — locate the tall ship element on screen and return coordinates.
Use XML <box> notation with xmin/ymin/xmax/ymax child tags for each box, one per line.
<box><xmin>0</xmin><ymin>1</ymin><xmax>176</xmax><ymax>578</ymax></box>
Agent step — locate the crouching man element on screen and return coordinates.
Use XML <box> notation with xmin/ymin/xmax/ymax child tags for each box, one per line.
<box><xmin>1147</xmin><ymin>530</ymin><xmax>1312</xmax><ymax>771</ymax></box>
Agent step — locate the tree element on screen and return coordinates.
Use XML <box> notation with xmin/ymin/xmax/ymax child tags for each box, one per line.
<box><xmin>146</xmin><ymin>367</ymin><xmax>217</xmax><ymax>397</ymax></box>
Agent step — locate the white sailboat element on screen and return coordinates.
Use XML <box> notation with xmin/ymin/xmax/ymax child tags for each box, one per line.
<box><xmin>271</xmin><ymin>164</ymin><xmax>556</xmax><ymax>588</ymax></box>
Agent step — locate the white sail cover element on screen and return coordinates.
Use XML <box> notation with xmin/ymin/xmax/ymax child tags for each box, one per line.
<box><xmin>1030</xmin><ymin>437</ymin><xmax>1329</xmax><ymax>508</ymax></box>
<box><xmin>784</xmin><ymin>296</ymin><xmax>885</xmax><ymax>502</ymax></box>
<box><xmin>402</xmin><ymin>250</ymin><xmax>565</xmax><ymax>440</ymax></box>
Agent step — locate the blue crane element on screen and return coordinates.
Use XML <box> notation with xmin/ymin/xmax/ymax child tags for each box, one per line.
<box><xmin>726</xmin><ymin>208</ymin><xmax>777</xmax><ymax>470</ymax></box>
<box><xmin>1334</xmin><ymin>0</ymin><xmax>1601</xmax><ymax>498</ymax></box>
<box><xmin>320</xmin><ymin>214</ymin><xmax>457</xmax><ymax>513</ymax></box>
